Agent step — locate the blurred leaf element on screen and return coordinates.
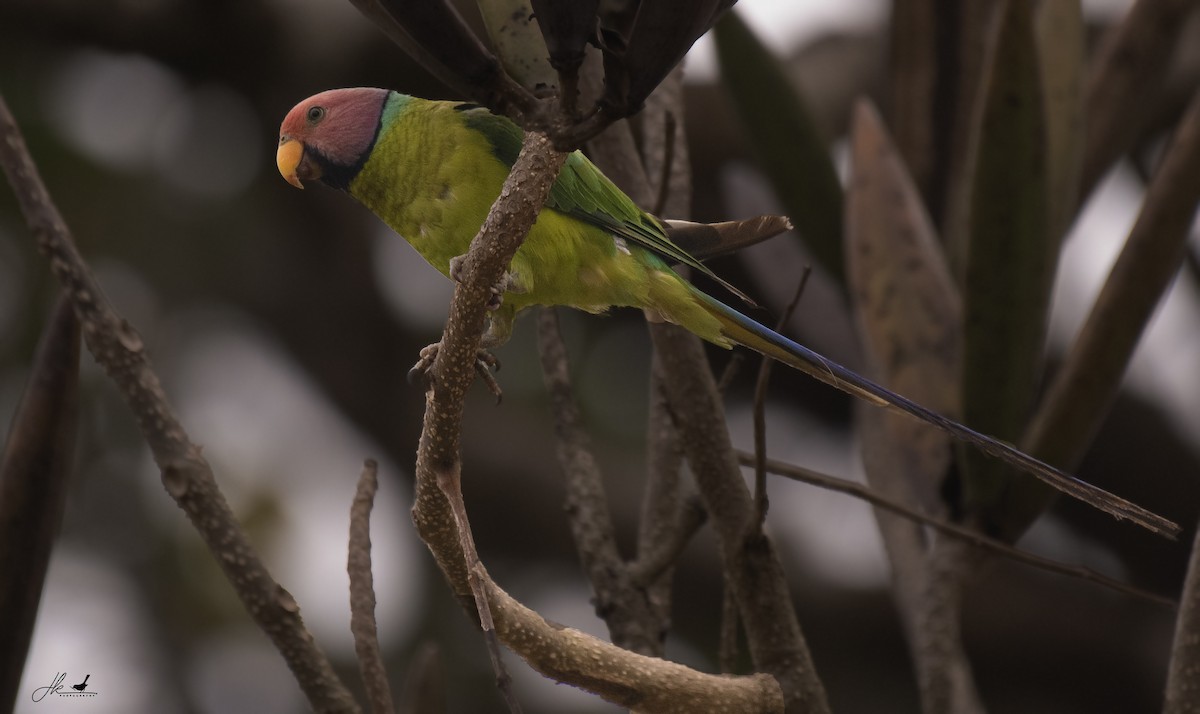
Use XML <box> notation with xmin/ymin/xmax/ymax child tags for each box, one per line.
<box><xmin>846</xmin><ymin>98</ymin><xmax>961</xmax><ymax>520</ymax></box>
<box><xmin>602</xmin><ymin>0</ymin><xmax>725</xmax><ymax>114</ymax></box>
<box><xmin>529</xmin><ymin>0</ymin><xmax>597</xmax><ymax>71</ymax></box>
<box><xmin>1080</xmin><ymin>0</ymin><xmax>1198</xmax><ymax>202</ymax></box>
<box><xmin>714</xmin><ymin>11</ymin><xmax>845</xmax><ymax>280</ymax></box>
<box><xmin>1034</xmin><ymin>0</ymin><xmax>1084</xmax><ymax>241</ymax></box>
<box><xmin>1013</xmin><ymin>91</ymin><xmax>1200</xmax><ymax>537</ymax></box>
<box><xmin>528</xmin><ymin>0</ymin><xmax>600</xmax><ymax>113</ymax></box>
<box><xmin>887</xmin><ymin>0</ymin><xmax>939</xmax><ymax>199</ymax></box>
<box><xmin>956</xmin><ymin>0</ymin><xmax>1054</xmax><ymax>522</ymax></box>
<box><xmin>0</xmin><ymin>296</ymin><xmax>79</xmax><ymax>712</ymax></box>
<box><xmin>402</xmin><ymin>642</ymin><xmax>446</xmax><ymax>714</ymax></box>
<box><xmin>846</xmin><ymin>102</ymin><xmax>983</xmax><ymax>711</ymax></box>
<box><xmin>348</xmin><ymin>0</ymin><xmax>533</xmax><ymax>113</ymax></box>
<box><xmin>939</xmin><ymin>0</ymin><xmax>1005</xmax><ymax>272</ymax></box>
<box><xmin>477</xmin><ymin>0</ymin><xmax>558</xmax><ymax>91</ymax></box>
<box><xmin>662</xmin><ymin>216</ymin><xmax>793</xmax><ymax>262</ymax></box>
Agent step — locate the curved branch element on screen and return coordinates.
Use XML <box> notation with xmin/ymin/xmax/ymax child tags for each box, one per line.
<box><xmin>408</xmin><ymin>130</ymin><xmax>784</xmax><ymax>712</ymax></box>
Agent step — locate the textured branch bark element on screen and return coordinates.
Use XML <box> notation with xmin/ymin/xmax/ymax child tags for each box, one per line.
<box><xmin>536</xmin><ymin>307</ymin><xmax>664</xmax><ymax>655</ymax></box>
<box><xmin>913</xmin><ymin>539</ymin><xmax>983</xmax><ymax>714</ymax></box>
<box><xmin>649</xmin><ymin>323</ymin><xmax>830</xmax><ymax>714</ymax></box>
<box><xmin>408</xmin><ymin>130</ymin><xmax>783</xmax><ymax>711</ymax></box>
<box><xmin>0</xmin><ymin>94</ymin><xmax>359</xmax><ymax>714</ymax></box>
<box><xmin>348</xmin><ymin>459</ymin><xmax>395</xmax><ymax>714</ymax></box>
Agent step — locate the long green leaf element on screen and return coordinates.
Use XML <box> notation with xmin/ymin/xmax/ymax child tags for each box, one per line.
<box><xmin>713</xmin><ymin>11</ymin><xmax>844</xmax><ymax>280</ymax></box>
<box><xmin>886</xmin><ymin>0</ymin><xmax>939</xmax><ymax>200</ymax></box>
<box><xmin>1035</xmin><ymin>0</ymin><xmax>1084</xmax><ymax>243</ymax></box>
<box><xmin>957</xmin><ymin>0</ymin><xmax>1055</xmax><ymax>525</ymax></box>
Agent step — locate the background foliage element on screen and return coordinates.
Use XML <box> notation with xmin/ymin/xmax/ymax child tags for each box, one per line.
<box><xmin>1</xmin><ymin>0</ymin><xmax>1199</xmax><ymax>712</ymax></box>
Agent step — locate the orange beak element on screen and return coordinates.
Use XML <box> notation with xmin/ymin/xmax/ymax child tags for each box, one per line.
<box><xmin>276</xmin><ymin>138</ymin><xmax>306</xmax><ymax>189</ymax></box>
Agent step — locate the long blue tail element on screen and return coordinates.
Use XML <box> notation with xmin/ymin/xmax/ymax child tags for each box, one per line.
<box><xmin>691</xmin><ymin>288</ymin><xmax>1177</xmax><ymax>537</ymax></box>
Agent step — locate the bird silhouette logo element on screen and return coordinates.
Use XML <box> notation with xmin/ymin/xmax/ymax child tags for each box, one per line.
<box><xmin>30</xmin><ymin>672</ymin><xmax>97</xmax><ymax>701</ymax></box>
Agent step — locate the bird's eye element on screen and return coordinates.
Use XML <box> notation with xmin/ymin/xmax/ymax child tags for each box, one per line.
<box><xmin>306</xmin><ymin>106</ymin><xmax>326</xmax><ymax>124</ymax></box>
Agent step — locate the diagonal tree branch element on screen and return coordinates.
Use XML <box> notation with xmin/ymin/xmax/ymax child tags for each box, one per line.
<box><xmin>1025</xmin><ymin>89</ymin><xmax>1200</xmax><ymax>472</ymax></box>
<box><xmin>0</xmin><ymin>95</ymin><xmax>360</xmax><ymax>713</ymax></box>
<box><xmin>1080</xmin><ymin>0</ymin><xmax>1198</xmax><ymax>203</ymax></box>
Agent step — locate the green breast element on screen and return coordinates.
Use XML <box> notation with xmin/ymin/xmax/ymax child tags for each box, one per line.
<box><xmin>347</xmin><ymin>95</ymin><xmax>664</xmax><ymax>315</ymax></box>
<box><xmin>349</xmin><ymin>96</ymin><xmax>512</xmax><ymax>276</ymax></box>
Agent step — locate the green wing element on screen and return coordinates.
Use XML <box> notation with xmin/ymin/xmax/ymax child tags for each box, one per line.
<box><xmin>457</xmin><ymin>104</ymin><xmax>755</xmax><ymax>305</ymax></box>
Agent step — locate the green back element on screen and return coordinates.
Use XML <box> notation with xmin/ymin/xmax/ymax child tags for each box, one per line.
<box><xmin>457</xmin><ymin>105</ymin><xmax>751</xmax><ymax>304</ymax></box>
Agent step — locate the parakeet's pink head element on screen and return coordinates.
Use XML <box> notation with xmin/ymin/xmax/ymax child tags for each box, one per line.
<box><xmin>277</xmin><ymin>87</ymin><xmax>389</xmax><ymax>190</ymax></box>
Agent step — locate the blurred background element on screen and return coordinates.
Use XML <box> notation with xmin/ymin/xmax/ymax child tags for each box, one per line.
<box><xmin>1</xmin><ymin>0</ymin><xmax>1198</xmax><ymax>711</ymax></box>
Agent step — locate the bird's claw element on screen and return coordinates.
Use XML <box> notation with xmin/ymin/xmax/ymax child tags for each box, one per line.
<box><xmin>407</xmin><ymin>343</ymin><xmax>442</xmax><ymax>385</ymax></box>
<box><xmin>408</xmin><ymin>341</ymin><xmax>503</xmax><ymax>403</ymax></box>
<box><xmin>448</xmin><ymin>255</ymin><xmax>517</xmax><ymax>312</ymax></box>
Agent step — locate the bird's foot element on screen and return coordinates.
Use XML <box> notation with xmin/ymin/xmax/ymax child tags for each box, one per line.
<box><xmin>408</xmin><ymin>341</ymin><xmax>503</xmax><ymax>402</ymax></box>
<box><xmin>448</xmin><ymin>255</ymin><xmax>522</xmax><ymax>311</ymax></box>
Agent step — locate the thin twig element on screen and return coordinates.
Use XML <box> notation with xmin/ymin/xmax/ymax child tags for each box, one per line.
<box><xmin>0</xmin><ymin>94</ymin><xmax>360</xmax><ymax>714</ymax></box>
<box><xmin>719</xmin><ymin>584</ymin><xmax>740</xmax><ymax>674</ymax></box>
<box><xmin>348</xmin><ymin>459</ymin><xmax>395</xmax><ymax>714</ymax></box>
<box><xmin>651</xmin><ymin>111</ymin><xmax>677</xmax><ymax>217</ymax></box>
<box><xmin>536</xmin><ymin>307</ymin><xmax>662</xmax><ymax>654</ymax></box>
<box><xmin>716</xmin><ymin>352</ymin><xmax>747</xmax><ymax>393</ymax></box>
<box><xmin>752</xmin><ymin>268</ymin><xmax>812</xmax><ymax>529</ymax></box>
<box><xmin>736</xmin><ymin>450</ymin><xmax>1175</xmax><ymax>609</ymax></box>
<box><xmin>627</xmin><ymin>496</ymin><xmax>707</xmax><ymax>588</ymax></box>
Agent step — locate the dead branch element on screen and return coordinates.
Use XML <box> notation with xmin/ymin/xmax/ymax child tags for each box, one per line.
<box><xmin>739</xmin><ymin>450</ymin><xmax>1174</xmax><ymax>609</ymax></box>
<box><xmin>348</xmin><ymin>459</ymin><xmax>395</xmax><ymax>714</ymax></box>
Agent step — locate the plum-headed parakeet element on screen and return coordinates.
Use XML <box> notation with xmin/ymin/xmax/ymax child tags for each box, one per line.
<box><xmin>275</xmin><ymin>88</ymin><xmax>1172</xmax><ymax>535</ymax></box>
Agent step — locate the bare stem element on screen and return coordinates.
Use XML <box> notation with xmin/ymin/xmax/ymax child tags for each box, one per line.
<box><xmin>752</xmin><ymin>268</ymin><xmax>812</xmax><ymax>529</ymax></box>
<box><xmin>348</xmin><ymin>460</ymin><xmax>395</xmax><ymax>714</ymax></box>
<box><xmin>739</xmin><ymin>450</ymin><xmax>1174</xmax><ymax>609</ymax></box>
